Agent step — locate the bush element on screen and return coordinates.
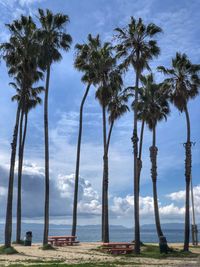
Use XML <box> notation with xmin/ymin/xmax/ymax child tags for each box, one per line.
<box><xmin>0</xmin><ymin>245</ymin><xmax>18</xmax><ymax>254</ymax></box>
<box><xmin>40</xmin><ymin>244</ymin><xmax>55</xmax><ymax>250</ymax></box>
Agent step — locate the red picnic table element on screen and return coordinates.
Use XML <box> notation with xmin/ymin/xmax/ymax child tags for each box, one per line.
<box><xmin>102</xmin><ymin>242</ymin><xmax>134</xmax><ymax>254</ymax></box>
<box><xmin>48</xmin><ymin>236</ymin><xmax>79</xmax><ymax>246</ymax></box>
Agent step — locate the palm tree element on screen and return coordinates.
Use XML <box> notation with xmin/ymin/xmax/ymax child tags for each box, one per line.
<box><xmin>158</xmin><ymin>53</ymin><xmax>200</xmax><ymax>251</ymax></box>
<box><xmin>96</xmin><ymin>68</ymin><xmax>129</xmax><ymax>242</ymax></box>
<box><xmin>10</xmin><ymin>79</ymin><xmax>44</xmax><ymax>243</ymax></box>
<box><xmin>72</xmin><ymin>34</ymin><xmax>101</xmax><ymax>237</ymax></box>
<box><xmin>115</xmin><ymin>17</ymin><xmax>162</xmax><ymax>253</ymax></box>
<box><xmin>137</xmin><ymin>74</ymin><xmax>170</xmax><ymax>249</ymax></box>
<box><xmin>37</xmin><ymin>9</ymin><xmax>72</xmax><ymax>246</ymax></box>
<box><xmin>0</xmin><ymin>15</ymin><xmax>40</xmax><ymax>248</ymax></box>
<box><xmin>94</xmin><ymin>42</ymin><xmax>120</xmax><ymax>242</ymax></box>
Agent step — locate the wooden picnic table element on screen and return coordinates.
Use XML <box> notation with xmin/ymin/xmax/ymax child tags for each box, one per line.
<box><xmin>48</xmin><ymin>236</ymin><xmax>79</xmax><ymax>246</ymax></box>
<box><xmin>102</xmin><ymin>242</ymin><xmax>134</xmax><ymax>254</ymax></box>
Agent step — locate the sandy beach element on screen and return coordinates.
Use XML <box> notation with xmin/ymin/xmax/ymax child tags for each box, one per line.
<box><xmin>0</xmin><ymin>243</ymin><xmax>200</xmax><ymax>266</ymax></box>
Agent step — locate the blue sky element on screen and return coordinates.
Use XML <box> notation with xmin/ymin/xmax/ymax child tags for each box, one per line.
<box><xmin>0</xmin><ymin>0</ymin><xmax>199</xmax><ymax>227</ymax></box>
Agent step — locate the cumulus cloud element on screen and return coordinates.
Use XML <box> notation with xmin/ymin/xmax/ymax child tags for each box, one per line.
<box><xmin>0</xmin><ymin>161</ymin><xmax>200</xmax><ymax>225</ymax></box>
<box><xmin>160</xmin><ymin>204</ymin><xmax>185</xmax><ymax>217</ymax></box>
<box><xmin>110</xmin><ymin>185</ymin><xmax>200</xmax><ymax>222</ymax></box>
<box><xmin>168</xmin><ymin>185</ymin><xmax>200</xmax><ymax>203</ymax></box>
<box><xmin>0</xmin><ymin>163</ymin><xmax>102</xmax><ymax>219</ymax></box>
<box><xmin>111</xmin><ymin>195</ymin><xmax>154</xmax><ymax>219</ymax></box>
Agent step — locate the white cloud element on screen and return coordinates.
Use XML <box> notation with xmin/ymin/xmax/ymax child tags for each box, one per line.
<box><xmin>167</xmin><ymin>190</ymin><xmax>186</xmax><ymax>202</ymax></box>
<box><xmin>19</xmin><ymin>0</ymin><xmax>42</xmax><ymax>6</ymax></box>
<box><xmin>0</xmin><ymin>0</ymin><xmax>44</xmax><ymax>7</ymax></box>
<box><xmin>0</xmin><ymin>186</ymin><xmax>7</xmax><ymax>197</ymax></box>
<box><xmin>167</xmin><ymin>185</ymin><xmax>200</xmax><ymax>203</ymax></box>
<box><xmin>1</xmin><ymin>159</ymin><xmax>200</xmax><ymax>225</ymax></box>
<box><xmin>21</xmin><ymin>162</ymin><xmax>45</xmax><ymax>177</ymax></box>
<box><xmin>110</xmin><ymin>184</ymin><xmax>200</xmax><ymax>222</ymax></box>
<box><xmin>50</xmin><ymin>111</ymin><xmax>79</xmax><ymax>144</ymax></box>
<box><xmin>56</xmin><ymin>173</ymin><xmax>101</xmax><ymax>215</ymax></box>
<box><xmin>160</xmin><ymin>204</ymin><xmax>185</xmax><ymax>216</ymax></box>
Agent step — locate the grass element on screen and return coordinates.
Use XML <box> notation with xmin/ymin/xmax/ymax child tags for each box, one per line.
<box><xmin>2</xmin><ymin>244</ymin><xmax>200</xmax><ymax>267</ymax></box>
<box><xmin>39</xmin><ymin>244</ymin><xmax>55</xmax><ymax>250</ymax></box>
<box><xmin>192</xmin><ymin>245</ymin><xmax>200</xmax><ymax>249</ymax></box>
<box><xmin>124</xmin><ymin>244</ymin><xmax>199</xmax><ymax>259</ymax></box>
<box><xmin>6</xmin><ymin>263</ymin><xmax>138</xmax><ymax>267</ymax></box>
<box><xmin>12</xmin><ymin>240</ymin><xmax>25</xmax><ymax>245</ymax></box>
<box><xmin>6</xmin><ymin>263</ymin><xmax>114</xmax><ymax>267</ymax></box>
<box><xmin>0</xmin><ymin>245</ymin><xmax>18</xmax><ymax>255</ymax></box>
<box><xmin>96</xmin><ymin>243</ymin><xmax>199</xmax><ymax>260</ymax></box>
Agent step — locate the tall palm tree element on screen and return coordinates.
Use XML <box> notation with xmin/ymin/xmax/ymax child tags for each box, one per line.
<box><xmin>115</xmin><ymin>17</ymin><xmax>162</xmax><ymax>253</ymax></box>
<box><xmin>158</xmin><ymin>53</ymin><xmax>200</xmax><ymax>251</ymax></box>
<box><xmin>0</xmin><ymin>15</ymin><xmax>40</xmax><ymax>248</ymax></box>
<box><xmin>10</xmin><ymin>79</ymin><xmax>44</xmax><ymax>243</ymax></box>
<box><xmin>95</xmin><ymin>42</ymin><xmax>117</xmax><ymax>242</ymax></box>
<box><xmin>72</xmin><ymin>34</ymin><xmax>101</xmax><ymax>237</ymax></box>
<box><xmin>137</xmin><ymin>74</ymin><xmax>170</xmax><ymax>249</ymax></box>
<box><xmin>37</xmin><ymin>9</ymin><xmax>72</xmax><ymax>246</ymax></box>
<box><xmin>97</xmin><ymin>69</ymin><xmax>129</xmax><ymax>242</ymax></box>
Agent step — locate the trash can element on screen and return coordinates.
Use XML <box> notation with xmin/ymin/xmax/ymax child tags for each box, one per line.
<box><xmin>159</xmin><ymin>236</ymin><xmax>168</xmax><ymax>254</ymax></box>
<box><xmin>24</xmin><ymin>231</ymin><xmax>32</xmax><ymax>246</ymax></box>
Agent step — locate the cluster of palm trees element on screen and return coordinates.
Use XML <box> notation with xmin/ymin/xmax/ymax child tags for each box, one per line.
<box><xmin>1</xmin><ymin>9</ymin><xmax>72</xmax><ymax>248</ymax></box>
<box><xmin>1</xmin><ymin>9</ymin><xmax>199</xmax><ymax>254</ymax></box>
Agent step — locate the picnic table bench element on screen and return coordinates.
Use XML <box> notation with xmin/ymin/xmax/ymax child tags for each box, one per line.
<box><xmin>48</xmin><ymin>236</ymin><xmax>80</xmax><ymax>246</ymax></box>
<box><xmin>102</xmin><ymin>242</ymin><xmax>134</xmax><ymax>255</ymax></box>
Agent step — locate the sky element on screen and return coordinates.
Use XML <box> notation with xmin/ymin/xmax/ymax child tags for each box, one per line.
<box><xmin>0</xmin><ymin>0</ymin><xmax>199</xmax><ymax>228</ymax></box>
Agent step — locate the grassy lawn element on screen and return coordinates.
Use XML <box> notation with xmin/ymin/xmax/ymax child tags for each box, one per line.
<box><xmin>3</xmin><ymin>244</ymin><xmax>200</xmax><ymax>267</ymax></box>
<box><xmin>4</xmin><ymin>264</ymin><xmax>116</xmax><ymax>267</ymax></box>
<box><xmin>0</xmin><ymin>245</ymin><xmax>18</xmax><ymax>255</ymax></box>
<box><xmin>129</xmin><ymin>244</ymin><xmax>200</xmax><ymax>259</ymax></box>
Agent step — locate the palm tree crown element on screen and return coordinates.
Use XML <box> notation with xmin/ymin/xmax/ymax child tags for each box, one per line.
<box><xmin>157</xmin><ymin>52</ymin><xmax>200</xmax><ymax>112</ymax></box>
<box><xmin>74</xmin><ymin>34</ymin><xmax>101</xmax><ymax>85</ymax></box>
<box><xmin>37</xmin><ymin>8</ymin><xmax>72</xmax><ymax>69</ymax></box>
<box><xmin>115</xmin><ymin>17</ymin><xmax>162</xmax><ymax>72</ymax></box>
<box><xmin>10</xmin><ymin>78</ymin><xmax>44</xmax><ymax>113</ymax></box>
<box><xmin>108</xmin><ymin>86</ymin><xmax>130</xmax><ymax>124</ymax></box>
<box><xmin>95</xmin><ymin>43</ymin><xmax>117</xmax><ymax>107</ymax></box>
<box><xmin>137</xmin><ymin>74</ymin><xmax>170</xmax><ymax>130</ymax></box>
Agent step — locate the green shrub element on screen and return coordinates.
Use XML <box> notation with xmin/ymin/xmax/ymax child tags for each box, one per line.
<box><xmin>0</xmin><ymin>245</ymin><xmax>18</xmax><ymax>254</ymax></box>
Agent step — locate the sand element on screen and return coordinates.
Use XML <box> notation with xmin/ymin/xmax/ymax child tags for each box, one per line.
<box><xmin>0</xmin><ymin>242</ymin><xmax>200</xmax><ymax>266</ymax></box>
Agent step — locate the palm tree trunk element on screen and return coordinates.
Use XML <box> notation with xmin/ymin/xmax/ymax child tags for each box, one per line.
<box><xmin>106</xmin><ymin>121</ymin><xmax>114</xmax><ymax>154</ymax></box>
<box><xmin>132</xmin><ymin>63</ymin><xmax>140</xmax><ymax>254</ymax></box>
<box><xmin>16</xmin><ymin>111</ymin><xmax>28</xmax><ymax>243</ymax></box>
<box><xmin>16</xmin><ymin>110</ymin><xmax>24</xmax><ymax>244</ymax></box>
<box><xmin>138</xmin><ymin>119</ymin><xmax>145</xmax><ymax>193</ymax></box>
<box><xmin>16</xmin><ymin>110</ymin><xmax>24</xmax><ymax>243</ymax></box>
<box><xmin>72</xmin><ymin>83</ymin><xmax>91</xmax><ymax>237</ymax></box>
<box><xmin>150</xmin><ymin>126</ymin><xmax>168</xmax><ymax>250</ymax></box>
<box><xmin>184</xmin><ymin>105</ymin><xmax>191</xmax><ymax>252</ymax></box>
<box><xmin>102</xmin><ymin>120</ymin><xmax>114</xmax><ymax>243</ymax></box>
<box><xmin>190</xmin><ymin>177</ymin><xmax>198</xmax><ymax>245</ymax></box>
<box><xmin>4</xmin><ymin>105</ymin><xmax>21</xmax><ymax>248</ymax></box>
<box><xmin>150</xmin><ymin>126</ymin><xmax>163</xmax><ymax>237</ymax></box>
<box><xmin>102</xmin><ymin>105</ymin><xmax>109</xmax><ymax>242</ymax></box>
<box><xmin>103</xmin><ymin>153</ymin><xmax>109</xmax><ymax>243</ymax></box>
<box><xmin>43</xmin><ymin>65</ymin><xmax>51</xmax><ymax>246</ymax></box>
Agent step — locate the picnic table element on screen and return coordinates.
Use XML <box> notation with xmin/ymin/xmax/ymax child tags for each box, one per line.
<box><xmin>48</xmin><ymin>236</ymin><xmax>79</xmax><ymax>246</ymax></box>
<box><xmin>102</xmin><ymin>242</ymin><xmax>134</xmax><ymax>255</ymax></box>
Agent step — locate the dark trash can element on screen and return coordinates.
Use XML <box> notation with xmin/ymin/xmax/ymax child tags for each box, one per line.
<box><xmin>159</xmin><ymin>236</ymin><xmax>168</xmax><ymax>254</ymax></box>
<box><xmin>24</xmin><ymin>231</ymin><xmax>32</xmax><ymax>246</ymax></box>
